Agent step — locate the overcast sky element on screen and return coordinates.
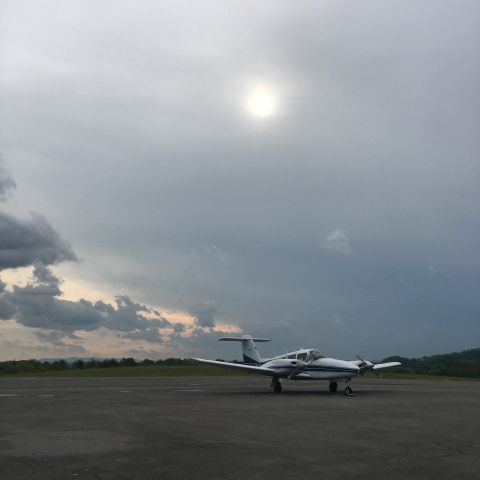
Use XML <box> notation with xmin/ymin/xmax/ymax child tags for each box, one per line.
<box><xmin>0</xmin><ymin>0</ymin><xmax>479</xmax><ymax>361</ymax></box>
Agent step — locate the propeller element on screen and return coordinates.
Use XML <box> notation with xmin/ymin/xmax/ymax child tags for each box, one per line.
<box><xmin>355</xmin><ymin>354</ymin><xmax>380</xmax><ymax>376</ymax></box>
<box><xmin>288</xmin><ymin>359</ymin><xmax>307</xmax><ymax>379</ymax></box>
<box><xmin>354</xmin><ymin>354</ymin><xmax>401</xmax><ymax>376</ymax></box>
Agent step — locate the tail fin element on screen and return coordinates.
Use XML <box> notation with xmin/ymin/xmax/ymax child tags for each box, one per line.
<box><xmin>219</xmin><ymin>335</ymin><xmax>270</xmax><ymax>364</ymax></box>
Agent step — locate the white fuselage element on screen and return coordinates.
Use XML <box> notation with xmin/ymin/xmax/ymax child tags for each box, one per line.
<box><xmin>262</xmin><ymin>356</ymin><xmax>360</xmax><ymax>381</ymax></box>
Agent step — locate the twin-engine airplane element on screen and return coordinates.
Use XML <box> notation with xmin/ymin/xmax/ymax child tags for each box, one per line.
<box><xmin>194</xmin><ymin>335</ymin><xmax>401</xmax><ymax>396</ymax></box>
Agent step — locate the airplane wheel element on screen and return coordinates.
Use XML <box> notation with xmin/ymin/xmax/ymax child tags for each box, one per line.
<box><xmin>329</xmin><ymin>382</ymin><xmax>338</xmax><ymax>393</ymax></box>
<box><xmin>273</xmin><ymin>382</ymin><xmax>282</xmax><ymax>393</ymax></box>
<box><xmin>344</xmin><ymin>386</ymin><xmax>354</xmax><ymax>396</ymax></box>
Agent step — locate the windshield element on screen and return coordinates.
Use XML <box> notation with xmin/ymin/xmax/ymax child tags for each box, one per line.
<box><xmin>307</xmin><ymin>349</ymin><xmax>327</xmax><ymax>361</ymax></box>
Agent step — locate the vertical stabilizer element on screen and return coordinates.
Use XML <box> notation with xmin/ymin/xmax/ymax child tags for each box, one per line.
<box><xmin>218</xmin><ymin>335</ymin><xmax>270</xmax><ymax>364</ymax></box>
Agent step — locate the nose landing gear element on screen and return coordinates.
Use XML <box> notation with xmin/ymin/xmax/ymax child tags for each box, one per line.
<box><xmin>344</xmin><ymin>380</ymin><xmax>355</xmax><ymax>396</ymax></box>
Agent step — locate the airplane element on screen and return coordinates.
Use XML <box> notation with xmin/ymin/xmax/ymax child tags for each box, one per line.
<box><xmin>194</xmin><ymin>335</ymin><xmax>401</xmax><ymax>396</ymax></box>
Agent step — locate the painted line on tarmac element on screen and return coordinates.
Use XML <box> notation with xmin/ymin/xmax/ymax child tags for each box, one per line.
<box><xmin>0</xmin><ymin>394</ymin><xmax>19</xmax><ymax>397</ymax></box>
<box><xmin>119</xmin><ymin>390</ymin><xmax>131</xmax><ymax>393</ymax></box>
<box><xmin>0</xmin><ymin>387</ymin><xmax>150</xmax><ymax>393</ymax></box>
<box><xmin>38</xmin><ymin>394</ymin><xmax>55</xmax><ymax>397</ymax></box>
<box><xmin>176</xmin><ymin>389</ymin><xmax>205</xmax><ymax>392</ymax></box>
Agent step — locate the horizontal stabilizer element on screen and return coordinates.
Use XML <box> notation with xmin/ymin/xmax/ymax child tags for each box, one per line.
<box><xmin>372</xmin><ymin>362</ymin><xmax>401</xmax><ymax>370</ymax></box>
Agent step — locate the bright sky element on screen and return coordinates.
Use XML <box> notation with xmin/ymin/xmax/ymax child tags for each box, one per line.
<box><xmin>0</xmin><ymin>0</ymin><xmax>479</xmax><ymax>361</ymax></box>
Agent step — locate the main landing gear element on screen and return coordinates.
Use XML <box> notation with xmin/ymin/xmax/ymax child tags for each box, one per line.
<box><xmin>271</xmin><ymin>376</ymin><xmax>282</xmax><ymax>393</ymax></box>
<box><xmin>330</xmin><ymin>380</ymin><xmax>355</xmax><ymax>396</ymax></box>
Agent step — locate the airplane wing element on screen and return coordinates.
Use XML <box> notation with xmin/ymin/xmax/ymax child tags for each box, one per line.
<box><xmin>372</xmin><ymin>362</ymin><xmax>401</xmax><ymax>370</ymax></box>
<box><xmin>193</xmin><ymin>358</ymin><xmax>276</xmax><ymax>377</ymax></box>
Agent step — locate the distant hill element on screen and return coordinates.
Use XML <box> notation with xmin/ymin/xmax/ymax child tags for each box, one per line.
<box><xmin>382</xmin><ymin>347</ymin><xmax>480</xmax><ymax>377</ymax></box>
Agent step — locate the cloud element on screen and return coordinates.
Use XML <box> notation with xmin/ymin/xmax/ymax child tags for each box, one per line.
<box><xmin>0</xmin><ymin>266</ymin><xmax>171</xmax><ymax>343</ymax></box>
<box><xmin>1</xmin><ymin>337</ymin><xmax>87</xmax><ymax>356</ymax></box>
<box><xmin>35</xmin><ymin>330</ymin><xmax>79</xmax><ymax>347</ymax></box>
<box><xmin>0</xmin><ymin>287</ymin><xmax>16</xmax><ymax>320</ymax></box>
<box><xmin>173</xmin><ymin>322</ymin><xmax>185</xmax><ymax>333</ymax></box>
<box><xmin>189</xmin><ymin>301</ymin><xmax>218</xmax><ymax>328</ymax></box>
<box><xmin>0</xmin><ymin>164</ymin><xmax>76</xmax><ymax>270</ymax></box>
<box><xmin>0</xmin><ymin>212</ymin><xmax>77</xmax><ymax>270</ymax></box>
<box><xmin>103</xmin><ymin>295</ymin><xmax>171</xmax><ymax>332</ymax></box>
<box><xmin>0</xmin><ymin>162</ymin><xmax>16</xmax><ymax>202</ymax></box>
<box><xmin>323</xmin><ymin>229</ymin><xmax>352</xmax><ymax>255</ymax></box>
<box><xmin>122</xmin><ymin>328</ymin><xmax>163</xmax><ymax>343</ymax></box>
<box><xmin>0</xmin><ymin>166</ymin><xmax>176</xmax><ymax>355</ymax></box>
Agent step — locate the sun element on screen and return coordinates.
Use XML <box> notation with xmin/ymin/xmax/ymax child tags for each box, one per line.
<box><xmin>246</xmin><ymin>88</ymin><xmax>277</xmax><ymax>118</ymax></box>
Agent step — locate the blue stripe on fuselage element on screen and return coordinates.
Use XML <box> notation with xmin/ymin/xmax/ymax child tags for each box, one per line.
<box><xmin>269</xmin><ymin>365</ymin><xmax>358</xmax><ymax>374</ymax></box>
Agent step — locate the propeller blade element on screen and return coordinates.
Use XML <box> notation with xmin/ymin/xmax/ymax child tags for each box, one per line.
<box><xmin>355</xmin><ymin>353</ymin><xmax>367</xmax><ymax>365</ymax></box>
<box><xmin>288</xmin><ymin>360</ymin><xmax>306</xmax><ymax>379</ymax></box>
<box><xmin>372</xmin><ymin>362</ymin><xmax>401</xmax><ymax>370</ymax></box>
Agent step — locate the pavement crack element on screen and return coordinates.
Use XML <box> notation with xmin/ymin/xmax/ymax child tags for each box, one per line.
<box><xmin>434</xmin><ymin>442</ymin><xmax>468</xmax><ymax>458</ymax></box>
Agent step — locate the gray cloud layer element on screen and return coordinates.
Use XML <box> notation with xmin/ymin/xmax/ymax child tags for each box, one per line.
<box><xmin>0</xmin><ymin>263</ymin><xmax>174</xmax><ymax>342</ymax></box>
<box><xmin>0</xmin><ymin>1</ymin><xmax>479</xmax><ymax>358</ymax></box>
<box><xmin>0</xmin><ymin>162</ymin><xmax>178</xmax><ymax>353</ymax></box>
<box><xmin>0</xmin><ymin>212</ymin><xmax>77</xmax><ymax>269</ymax></box>
<box><xmin>0</xmin><ymin>159</ymin><xmax>76</xmax><ymax>269</ymax></box>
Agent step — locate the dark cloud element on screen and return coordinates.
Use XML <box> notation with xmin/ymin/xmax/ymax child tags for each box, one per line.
<box><xmin>0</xmin><ymin>162</ymin><xmax>76</xmax><ymax>270</ymax></box>
<box><xmin>0</xmin><ymin>158</ymin><xmax>173</xmax><ymax>354</ymax></box>
<box><xmin>189</xmin><ymin>301</ymin><xmax>218</xmax><ymax>328</ymax></box>
<box><xmin>173</xmin><ymin>322</ymin><xmax>185</xmax><ymax>333</ymax></box>
<box><xmin>93</xmin><ymin>300</ymin><xmax>115</xmax><ymax>314</ymax></box>
<box><xmin>0</xmin><ymin>212</ymin><xmax>77</xmax><ymax>270</ymax></box>
<box><xmin>9</xmin><ymin>287</ymin><xmax>103</xmax><ymax>331</ymax></box>
<box><xmin>103</xmin><ymin>295</ymin><xmax>171</xmax><ymax>332</ymax></box>
<box><xmin>0</xmin><ymin>266</ymin><xmax>171</xmax><ymax>343</ymax></box>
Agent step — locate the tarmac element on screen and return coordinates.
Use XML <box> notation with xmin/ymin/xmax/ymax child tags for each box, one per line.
<box><xmin>0</xmin><ymin>376</ymin><xmax>479</xmax><ymax>479</ymax></box>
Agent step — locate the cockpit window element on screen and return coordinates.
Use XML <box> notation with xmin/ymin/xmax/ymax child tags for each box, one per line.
<box><xmin>287</xmin><ymin>354</ymin><xmax>296</xmax><ymax>359</ymax></box>
<box><xmin>297</xmin><ymin>352</ymin><xmax>307</xmax><ymax>360</ymax></box>
<box><xmin>307</xmin><ymin>349</ymin><xmax>327</xmax><ymax>361</ymax></box>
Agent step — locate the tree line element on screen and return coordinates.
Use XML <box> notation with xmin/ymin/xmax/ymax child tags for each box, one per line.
<box><xmin>382</xmin><ymin>347</ymin><xmax>480</xmax><ymax>377</ymax></box>
<box><xmin>0</xmin><ymin>357</ymin><xmax>196</xmax><ymax>374</ymax></box>
<box><xmin>1</xmin><ymin>347</ymin><xmax>479</xmax><ymax>377</ymax></box>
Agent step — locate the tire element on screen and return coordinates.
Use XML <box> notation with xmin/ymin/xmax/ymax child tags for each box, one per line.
<box><xmin>344</xmin><ymin>386</ymin><xmax>353</xmax><ymax>396</ymax></box>
<box><xmin>329</xmin><ymin>382</ymin><xmax>338</xmax><ymax>393</ymax></box>
<box><xmin>274</xmin><ymin>382</ymin><xmax>282</xmax><ymax>393</ymax></box>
